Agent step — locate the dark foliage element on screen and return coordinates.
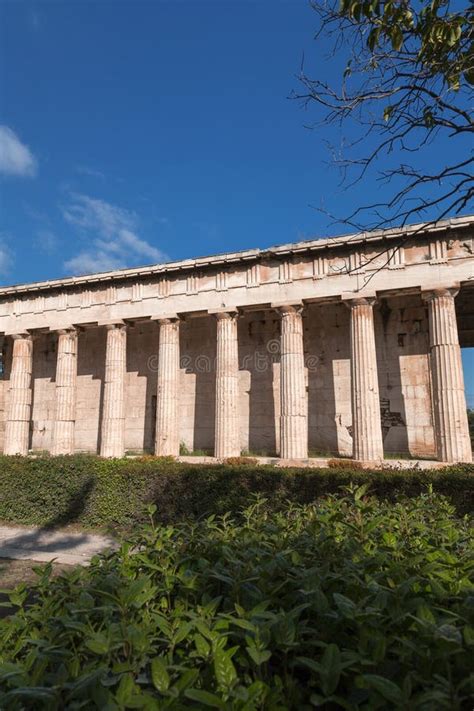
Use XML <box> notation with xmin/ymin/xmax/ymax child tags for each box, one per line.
<box><xmin>0</xmin><ymin>490</ymin><xmax>472</xmax><ymax>709</ymax></box>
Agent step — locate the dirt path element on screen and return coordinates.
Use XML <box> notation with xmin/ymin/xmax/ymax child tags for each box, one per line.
<box><xmin>0</xmin><ymin>524</ymin><xmax>117</xmax><ymax>566</ymax></box>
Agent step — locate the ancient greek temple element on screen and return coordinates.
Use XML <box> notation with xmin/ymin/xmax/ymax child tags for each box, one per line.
<box><xmin>0</xmin><ymin>216</ymin><xmax>472</xmax><ymax>464</ymax></box>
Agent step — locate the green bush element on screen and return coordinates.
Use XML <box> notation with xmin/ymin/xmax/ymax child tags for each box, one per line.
<box><xmin>0</xmin><ymin>455</ymin><xmax>473</xmax><ymax>531</ymax></box>
<box><xmin>0</xmin><ymin>489</ymin><xmax>473</xmax><ymax>709</ymax></box>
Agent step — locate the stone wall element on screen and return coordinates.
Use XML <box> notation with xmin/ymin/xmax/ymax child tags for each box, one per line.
<box><xmin>375</xmin><ymin>295</ymin><xmax>435</xmax><ymax>458</ymax></box>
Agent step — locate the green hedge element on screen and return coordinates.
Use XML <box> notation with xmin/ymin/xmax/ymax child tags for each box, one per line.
<box><xmin>0</xmin><ymin>455</ymin><xmax>473</xmax><ymax>530</ymax></box>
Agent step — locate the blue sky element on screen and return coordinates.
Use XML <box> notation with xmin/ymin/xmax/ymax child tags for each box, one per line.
<box><xmin>0</xmin><ymin>0</ymin><xmax>472</xmax><ymax>403</ymax></box>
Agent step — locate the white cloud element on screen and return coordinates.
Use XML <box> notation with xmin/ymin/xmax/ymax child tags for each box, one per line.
<box><xmin>62</xmin><ymin>193</ymin><xmax>167</xmax><ymax>275</ymax></box>
<box><xmin>36</xmin><ymin>229</ymin><xmax>58</xmax><ymax>254</ymax></box>
<box><xmin>0</xmin><ymin>236</ymin><xmax>14</xmax><ymax>276</ymax></box>
<box><xmin>65</xmin><ymin>251</ymin><xmax>124</xmax><ymax>275</ymax></box>
<box><xmin>75</xmin><ymin>165</ymin><xmax>105</xmax><ymax>180</ymax></box>
<box><xmin>28</xmin><ymin>9</ymin><xmax>42</xmax><ymax>32</ymax></box>
<box><xmin>0</xmin><ymin>126</ymin><xmax>37</xmax><ymax>177</ymax></box>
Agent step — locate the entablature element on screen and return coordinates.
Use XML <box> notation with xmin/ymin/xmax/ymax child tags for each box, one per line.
<box><xmin>0</xmin><ymin>215</ymin><xmax>473</xmax><ymax>334</ymax></box>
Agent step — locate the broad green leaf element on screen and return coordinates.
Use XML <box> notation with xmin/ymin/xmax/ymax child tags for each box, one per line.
<box><xmin>362</xmin><ymin>674</ymin><xmax>403</xmax><ymax>704</ymax></box>
<box><xmin>214</xmin><ymin>648</ymin><xmax>237</xmax><ymax>689</ymax></box>
<box><xmin>185</xmin><ymin>689</ymin><xmax>225</xmax><ymax>708</ymax></box>
<box><xmin>417</xmin><ymin>603</ymin><xmax>436</xmax><ymax>624</ymax></box>
<box><xmin>151</xmin><ymin>657</ymin><xmax>170</xmax><ymax>692</ymax></box>
<box><xmin>246</xmin><ymin>646</ymin><xmax>271</xmax><ymax>665</ymax></box>
<box><xmin>463</xmin><ymin>625</ymin><xmax>474</xmax><ymax>646</ymax></box>
<box><xmin>321</xmin><ymin>644</ymin><xmax>341</xmax><ymax>696</ymax></box>
<box><xmin>333</xmin><ymin>593</ymin><xmax>356</xmax><ymax>617</ymax></box>
<box><xmin>3</xmin><ymin>688</ymin><xmax>58</xmax><ymax>702</ymax></box>
<box><xmin>85</xmin><ymin>636</ymin><xmax>109</xmax><ymax>655</ymax></box>
<box><xmin>115</xmin><ymin>673</ymin><xmax>137</xmax><ymax>705</ymax></box>
<box><xmin>295</xmin><ymin>656</ymin><xmax>322</xmax><ymax>673</ymax></box>
<box><xmin>310</xmin><ymin>693</ymin><xmax>326</xmax><ymax>706</ymax></box>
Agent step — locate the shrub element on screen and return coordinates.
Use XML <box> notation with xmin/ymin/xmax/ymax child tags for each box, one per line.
<box><xmin>327</xmin><ymin>458</ymin><xmax>363</xmax><ymax>469</ymax></box>
<box><xmin>0</xmin><ymin>456</ymin><xmax>473</xmax><ymax>531</ymax></box>
<box><xmin>223</xmin><ymin>457</ymin><xmax>259</xmax><ymax>467</ymax></box>
<box><xmin>0</xmin><ymin>489</ymin><xmax>473</xmax><ymax>709</ymax></box>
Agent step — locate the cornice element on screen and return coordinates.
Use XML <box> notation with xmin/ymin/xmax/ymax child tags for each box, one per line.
<box><xmin>0</xmin><ymin>214</ymin><xmax>472</xmax><ymax>297</ymax></box>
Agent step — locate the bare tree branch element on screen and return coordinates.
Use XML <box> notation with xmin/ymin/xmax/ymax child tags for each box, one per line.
<box><xmin>294</xmin><ymin>0</ymin><xmax>473</xmax><ymax>260</ymax></box>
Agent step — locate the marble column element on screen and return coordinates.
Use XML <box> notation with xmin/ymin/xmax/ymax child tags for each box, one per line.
<box><xmin>214</xmin><ymin>311</ymin><xmax>240</xmax><ymax>458</ymax></box>
<box><xmin>4</xmin><ymin>333</ymin><xmax>33</xmax><ymax>456</ymax></box>
<box><xmin>278</xmin><ymin>305</ymin><xmax>308</xmax><ymax>460</ymax></box>
<box><xmin>100</xmin><ymin>322</ymin><xmax>127</xmax><ymax>458</ymax></box>
<box><xmin>424</xmin><ymin>289</ymin><xmax>471</xmax><ymax>463</ymax></box>
<box><xmin>348</xmin><ymin>298</ymin><xmax>384</xmax><ymax>461</ymax></box>
<box><xmin>51</xmin><ymin>328</ymin><xmax>77</xmax><ymax>455</ymax></box>
<box><xmin>155</xmin><ymin>317</ymin><xmax>180</xmax><ymax>456</ymax></box>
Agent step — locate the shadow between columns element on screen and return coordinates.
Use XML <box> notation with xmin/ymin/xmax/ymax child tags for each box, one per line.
<box><xmin>182</xmin><ymin>316</ymin><xmax>216</xmax><ymax>454</ymax></box>
<box><xmin>30</xmin><ymin>333</ymin><xmax>57</xmax><ymax>452</ymax></box>
<box><xmin>239</xmin><ymin>311</ymin><xmax>279</xmax><ymax>457</ymax></box>
<box><xmin>306</xmin><ymin>303</ymin><xmax>350</xmax><ymax>457</ymax></box>
<box><xmin>124</xmin><ymin>321</ymin><xmax>158</xmax><ymax>454</ymax></box>
<box><xmin>0</xmin><ymin>339</ymin><xmax>11</xmax><ymax>448</ymax></box>
<box><xmin>375</xmin><ymin>296</ymin><xmax>434</xmax><ymax>458</ymax></box>
<box><xmin>77</xmin><ymin>327</ymin><xmax>106</xmax><ymax>454</ymax></box>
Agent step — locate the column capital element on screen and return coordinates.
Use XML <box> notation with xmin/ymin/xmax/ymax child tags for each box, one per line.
<box><xmin>342</xmin><ymin>294</ymin><xmax>377</xmax><ymax>308</ymax></box>
<box><xmin>6</xmin><ymin>331</ymin><xmax>32</xmax><ymax>340</ymax></box>
<box><xmin>209</xmin><ymin>307</ymin><xmax>239</xmax><ymax>320</ymax></box>
<box><xmin>422</xmin><ymin>286</ymin><xmax>460</xmax><ymax>302</ymax></box>
<box><xmin>49</xmin><ymin>325</ymin><xmax>77</xmax><ymax>335</ymax></box>
<box><xmin>271</xmin><ymin>301</ymin><xmax>303</xmax><ymax>315</ymax></box>
<box><xmin>98</xmin><ymin>319</ymin><xmax>127</xmax><ymax>331</ymax></box>
<box><xmin>151</xmin><ymin>313</ymin><xmax>181</xmax><ymax>324</ymax></box>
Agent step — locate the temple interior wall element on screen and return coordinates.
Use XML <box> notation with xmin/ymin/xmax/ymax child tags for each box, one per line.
<box><xmin>237</xmin><ymin>311</ymin><xmax>281</xmax><ymax>455</ymax></box>
<box><xmin>75</xmin><ymin>328</ymin><xmax>106</xmax><ymax>453</ymax></box>
<box><xmin>305</xmin><ymin>303</ymin><xmax>352</xmax><ymax>457</ymax></box>
<box><xmin>179</xmin><ymin>316</ymin><xmax>217</xmax><ymax>453</ymax></box>
<box><xmin>0</xmin><ymin>294</ymin><xmax>444</xmax><ymax>457</ymax></box>
<box><xmin>375</xmin><ymin>295</ymin><xmax>435</xmax><ymax>458</ymax></box>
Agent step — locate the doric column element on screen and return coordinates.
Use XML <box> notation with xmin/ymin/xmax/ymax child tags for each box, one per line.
<box><xmin>51</xmin><ymin>328</ymin><xmax>78</xmax><ymax>455</ymax></box>
<box><xmin>100</xmin><ymin>322</ymin><xmax>127</xmax><ymax>458</ymax></box>
<box><xmin>155</xmin><ymin>317</ymin><xmax>180</xmax><ymax>456</ymax></box>
<box><xmin>348</xmin><ymin>298</ymin><xmax>384</xmax><ymax>461</ymax></box>
<box><xmin>277</xmin><ymin>304</ymin><xmax>308</xmax><ymax>460</ymax></box>
<box><xmin>214</xmin><ymin>310</ymin><xmax>240</xmax><ymax>458</ymax></box>
<box><xmin>4</xmin><ymin>333</ymin><xmax>33</xmax><ymax>456</ymax></box>
<box><xmin>423</xmin><ymin>288</ymin><xmax>471</xmax><ymax>463</ymax></box>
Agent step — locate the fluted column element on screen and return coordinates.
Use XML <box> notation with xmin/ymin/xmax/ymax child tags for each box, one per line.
<box><xmin>100</xmin><ymin>322</ymin><xmax>127</xmax><ymax>458</ymax></box>
<box><xmin>214</xmin><ymin>311</ymin><xmax>240</xmax><ymax>458</ymax></box>
<box><xmin>278</xmin><ymin>305</ymin><xmax>308</xmax><ymax>459</ymax></box>
<box><xmin>348</xmin><ymin>298</ymin><xmax>384</xmax><ymax>461</ymax></box>
<box><xmin>51</xmin><ymin>328</ymin><xmax>77</xmax><ymax>455</ymax></box>
<box><xmin>4</xmin><ymin>333</ymin><xmax>33</xmax><ymax>456</ymax></box>
<box><xmin>155</xmin><ymin>317</ymin><xmax>180</xmax><ymax>456</ymax></box>
<box><xmin>424</xmin><ymin>289</ymin><xmax>471</xmax><ymax>463</ymax></box>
